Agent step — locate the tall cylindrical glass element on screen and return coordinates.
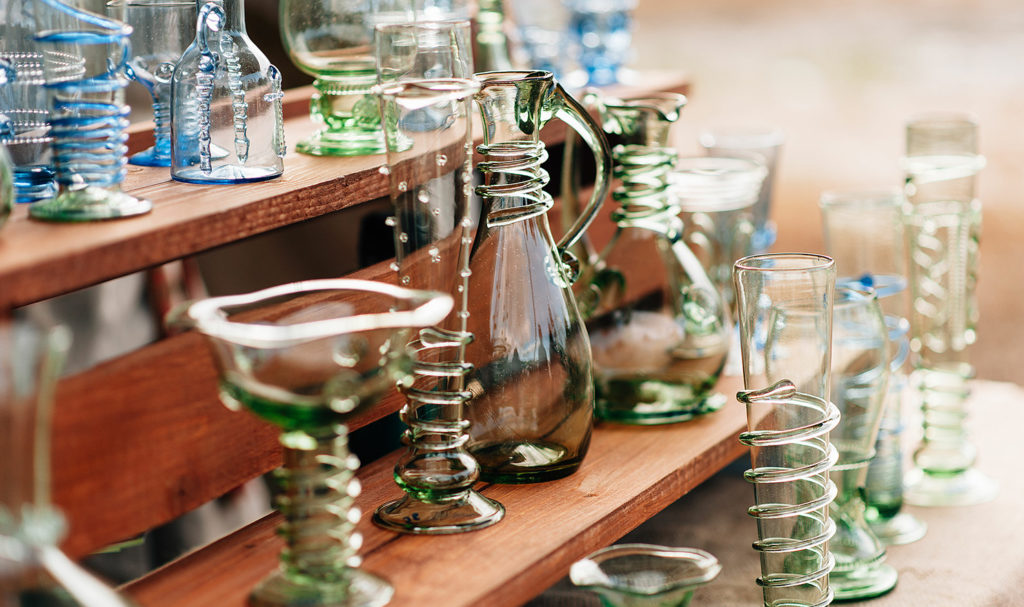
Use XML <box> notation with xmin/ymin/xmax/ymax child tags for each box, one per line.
<box><xmin>733</xmin><ymin>253</ymin><xmax>838</xmax><ymax>607</ymax></box>
<box><xmin>819</xmin><ymin>188</ymin><xmax>927</xmax><ymax>545</ymax></box>
<box><xmin>30</xmin><ymin>0</ymin><xmax>151</xmax><ymax>221</ymax></box>
<box><xmin>372</xmin><ymin>78</ymin><xmax>505</xmax><ymax>535</ymax></box>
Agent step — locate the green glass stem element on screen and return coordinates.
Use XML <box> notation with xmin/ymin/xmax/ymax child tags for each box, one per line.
<box><xmin>296</xmin><ymin>77</ymin><xmax>387</xmax><ymax>157</ymax></box>
<box><xmin>251</xmin><ymin>428</ymin><xmax>391</xmax><ymax>607</ymax></box>
<box><xmin>827</xmin><ymin>463</ymin><xmax>898</xmax><ymax>601</ymax></box>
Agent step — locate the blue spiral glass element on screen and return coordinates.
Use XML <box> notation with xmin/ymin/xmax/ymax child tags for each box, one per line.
<box><xmin>29</xmin><ymin>0</ymin><xmax>151</xmax><ymax>221</ymax></box>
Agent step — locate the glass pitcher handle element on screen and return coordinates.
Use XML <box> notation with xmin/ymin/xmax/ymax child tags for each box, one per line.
<box><xmin>550</xmin><ymin>83</ymin><xmax>612</xmax><ymax>276</ymax></box>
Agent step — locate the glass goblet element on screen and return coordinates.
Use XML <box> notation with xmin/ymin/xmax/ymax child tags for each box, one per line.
<box><xmin>170</xmin><ymin>279</ymin><xmax>452</xmax><ymax>607</ymax></box>
<box><xmin>279</xmin><ymin>0</ymin><xmax>412</xmax><ymax>157</ymax></box>
<box><xmin>121</xmin><ymin>0</ymin><xmax>195</xmax><ymax>167</ymax></box>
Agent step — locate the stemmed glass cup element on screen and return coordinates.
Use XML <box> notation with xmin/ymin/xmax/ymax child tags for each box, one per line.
<box><xmin>170</xmin><ymin>279</ymin><xmax>452</xmax><ymax>607</ymax></box>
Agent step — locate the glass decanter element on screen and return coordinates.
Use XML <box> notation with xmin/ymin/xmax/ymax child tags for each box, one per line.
<box><xmin>581</xmin><ymin>94</ymin><xmax>731</xmax><ymax>425</ymax></box>
<box><xmin>569</xmin><ymin>544</ymin><xmax>721</xmax><ymax>607</ymax></box>
<box><xmin>169</xmin><ymin>279</ymin><xmax>451</xmax><ymax>607</ymax></box>
<box><xmin>120</xmin><ymin>0</ymin><xmax>196</xmax><ymax>167</ymax></box>
<box><xmin>461</xmin><ymin>70</ymin><xmax>612</xmax><ymax>483</ymax></box>
<box><xmin>1</xmin><ymin>319</ymin><xmax>140</xmax><ymax>607</ymax></box>
<box><xmin>372</xmin><ymin>77</ymin><xmax>504</xmax><ymax>534</ymax></box>
<box><xmin>170</xmin><ymin>0</ymin><xmax>285</xmax><ymax>183</ymax></box>
<box><xmin>278</xmin><ymin>0</ymin><xmax>412</xmax><ymax>157</ymax></box>
<box><xmin>733</xmin><ymin>253</ymin><xmax>839</xmax><ymax>607</ymax></box>
<box><xmin>29</xmin><ymin>0</ymin><xmax>151</xmax><ymax>221</ymax></box>
<box><xmin>820</xmin><ymin>188</ymin><xmax>926</xmax><ymax>545</ymax></box>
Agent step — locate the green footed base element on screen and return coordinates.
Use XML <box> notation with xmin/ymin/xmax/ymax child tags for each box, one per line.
<box><xmin>29</xmin><ymin>187</ymin><xmax>151</xmax><ymax>222</ymax></box>
<box><xmin>295</xmin><ymin>129</ymin><xmax>387</xmax><ymax>158</ymax></box>
<box><xmin>867</xmin><ymin>511</ymin><xmax>928</xmax><ymax>546</ymax></box>
<box><xmin>372</xmin><ymin>490</ymin><xmax>504</xmax><ymax>535</ymax></box>
<box><xmin>904</xmin><ymin>467</ymin><xmax>998</xmax><ymax>507</ymax></box>
<box><xmin>596</xmin><ymin>390</ymin><xmax>726</xmax><ymax>425</ymax></box>
<box><xmin>249</xmin><ymin>568</ymin><xmax>392</xmax><ymax>607</ymax></box>
<box><xmin>830</xmin><ymin>561</ymin><xmax>898</xmax><ymax>602</ymax></box>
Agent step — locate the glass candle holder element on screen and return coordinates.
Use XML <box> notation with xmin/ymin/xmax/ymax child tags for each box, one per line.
<box><xmin>698</xmin><ymin>126</ymin><xmax>784</xmax><ymax>254</ymax></box>
<box><xmin>170</xmin><ymin>0</ymin><xmax>285</xmax><ymax>184</ymax></box>
<box><xmin>121</xmin><ymin>0</ymin><xmax>196</xmax><ymax>167</ymax></box>
<box><xmin>570</xmin><ymin>544</ymin><xmax>721</xmax><ymax>607</ymax></box>
<box><xmin>169</xmin><ymin>279</ymin><xmax>452</xmax><ymax>607</ymax></box>
<box><xmin>29</xmin><ymin>0</ymin><xmax>151</xmax><ymax>221</ymax></box>
<box><xmin>372</xmin><ymin>77</ymin><xmax>504</xmax><ymax>535</ymax></box>
<box><xmin>733</xmin><ymin>253</ymin><xmax>838</xmax><ymax>607</ymax></box>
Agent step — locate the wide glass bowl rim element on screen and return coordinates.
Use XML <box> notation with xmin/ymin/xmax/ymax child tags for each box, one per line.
<box><xmin>734</xmin><ymin>252</ymin><xmax>834</xmax><ymax>274</ymax></box>
<box><xmin>570</xmin><ymin>543</ymin><xmax>722</xmax><ymax>595</ymax></box>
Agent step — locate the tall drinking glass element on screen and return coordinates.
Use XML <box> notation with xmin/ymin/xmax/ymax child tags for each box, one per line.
<box><xmin>372</xmin><ymin>77</ymin><xmax>505</xmax><ymax>534</ymax></box>
<box><xmin>29</xmin><ymin>0</ymin><xmax>151</xmax><ymax>221</ymax></box>
<box><xmin>699</xmin><ymin>127</ymin><xmax>784</xmax><ymax>254</ymax></box>
<box><xmin>733</xmin><ymin>253</ymin><xmax>838</xmax><ymax>607</ymax></box>
<box><xmin>121</xmin><ymin>0</ymin><xmax>195</xmax><ymax>167</ymax></box>
<box><xmin>820</xmin><ymin>188</ymin><xmax>927</xmax><ymax>545</ymax></box>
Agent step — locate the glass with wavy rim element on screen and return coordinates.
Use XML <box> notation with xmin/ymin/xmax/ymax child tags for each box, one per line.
<box><xmin>169</xmin><ymin>279</ymin><xmax>452</xmax><ymax>607</ymax></box>
<box><xmin>570</xmin><ymin>544</ymin><xmax>721</xmax><ymax>607</ymax></box>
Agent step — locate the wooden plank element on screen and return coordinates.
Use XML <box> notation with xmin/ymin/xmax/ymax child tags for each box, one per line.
<box><xmin>124</xmin><ymin>373</ymin><xmax>746</xmax><ymax>607</ymax></box>
<box><xmin>0</xmin><ymin>71</ymin><xmax>688</xmax><ymax>310</ymax></box>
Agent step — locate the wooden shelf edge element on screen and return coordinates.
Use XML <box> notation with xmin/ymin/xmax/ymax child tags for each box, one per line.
<box><xmin>0</xmin><ymin>70</ymin><xmax>689</xmax><ymax>310</ymax></box>
<box><xmin>123</xmin><ymin>373</ymin><xmax>746</xmax><ymax>607</ymax></box>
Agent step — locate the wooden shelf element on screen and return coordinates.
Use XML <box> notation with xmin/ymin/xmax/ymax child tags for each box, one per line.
<box><xmin>123</xmin><ymin>374</ymin><xmax>747</xmax><ymax>607</ymax></box>
<box><xmin>0</xmin><ymin>71</ymin><xmax>688</xmax><ymax>310</ymax></box>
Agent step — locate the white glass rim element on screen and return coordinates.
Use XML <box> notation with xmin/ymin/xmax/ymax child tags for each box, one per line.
<box><xmin>374</xmin><ymin>18</ymin><xmax>471</xmax><ymax>35</ymax></box>
<box><xmin>698</xmin><ymin>125</ymin><xmax>784</xmax><ymax>150</ymax></box>
<box><xmin>183</xmin><ymin>279</ymin><xmax>453</xmax><ymax>349</ymax></box>
<box><xmin>570</xmin><ymin>543</ymin><xmax>721</xmax><ymax>593</ymax></box>
<box><xmin>373</xmin><ymin>77</ymin><xmax>479</xmax><ymax>102</ymax></box>
<box><xmin>818</xmin><ymin>187</ymin><xmax>903</xmax><ymax>210</ymax></box>
<box><xmin>734</xmin><ymin>252</ymin><xmax>834</xmax><ymax>274</ymax></box>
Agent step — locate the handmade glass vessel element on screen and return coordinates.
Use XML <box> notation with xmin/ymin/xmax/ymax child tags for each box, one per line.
<box><xmin>120</xmin><ymin>0</ymin><xmax>195</xmax><ymax>167</ymax></box>
<box><xmin>0</xmin><ymin>0</ymin><xmax>71</xmax><ymax>204</ymax></box>
<box><xmin>506</xmin><ymin>0</ymin><xmax>572</xmax><ymax>78</ymax></box>
<box><xmin>569</xmin><ymin>544</ymin><xmax>721</xmax><ymax>607</ymax></box>
<box><xmin>699</xmin><ymin>126</ymin><xmax>783</xmax><ymax>254</ymax></box>
<box><xmin>1</xmin><ymin>319</ymin><xmax>140</xmax><ymax>607</ymax></box>
<box><xmin>29</xmin><ymin>0</ymin><xmax>151</xmax><ymax>221</ymax></box>
<box><xmin>903</xmin><ymin>201</ymin><xmax>997</xmax><ymax>506</ymax></box>
<box><xmin>372</xmin><ymin>78</ymin><xmax>505</xmax><ymax>534</ymax></box>
<box><xmin>580</xmin><ymin>94</ymin><xmax>731</xmax><ymax>425</ymax></box>
<box><xmin>671</xmin><ymin>155</ymin><xmax>765</xmax><ymax>312</ymax></box>
<box><xmin>375</xmin><ymin>20</ymin><xmax>473</xmax><ymax>86</ymax></box>
<box><xmin>824</xmin><ymin>286</ymin><xmax>897</xmax><ymax>600</ymax></box>
<box><xmin>461</xmin><ymin>70</ymin><xmax>612</xmax><ymax>483</ymax></box>
<box><xmin>278</xmin><ymin>0</ymin><xmax>411</xmax><ymax>157</ymax></box>
<box><xmin>564</xmin><ymin>0</ymin><xmax>636</xmax><ymax>86</ymax></box>
<box><xmin>733</xmin><ymin>253</ymin><xmax>839</xmax><ymax>607</ymax></box>
<box><xmin>170</xmin><ymin>279</ymin><xmax>452</xmax><ymax>607</ymax></box>
<box><xmin>820</xmin><ymin>188</ymin><xmax>926</xmax><ymax>545</ymax></box>
<box><xmin>170</xmin><ymin>0</ymin><xmax>285</xmax><ymax>183</ymax></box>
<box><xmin>474</xmin><ymin>0</ymin><xmax>514</xmax><ymax>72</ymax></box>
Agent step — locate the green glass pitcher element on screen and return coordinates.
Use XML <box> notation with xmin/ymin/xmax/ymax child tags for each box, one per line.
<box><xmin>462</xmin><ymin>70</ymin><xmax>612</xmax><ymax>483</ymax></box>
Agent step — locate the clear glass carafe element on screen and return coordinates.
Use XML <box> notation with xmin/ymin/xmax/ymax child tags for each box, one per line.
<box><xmin>462</xmin><ymin>70</ymin><xmax>612</xmax><ymax>483</ymax></box>
<box><xmin>170</xmin><ymin>0</ymin><xmax>285</xmax><ymax>183</ymax></box>
<box><xmin>581</xmin><ymin>94</ymin><xmax>731</xmax><ymax>425</ymax></box>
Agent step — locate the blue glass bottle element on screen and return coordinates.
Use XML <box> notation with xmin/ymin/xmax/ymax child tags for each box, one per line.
<box><xmin>170</xmin><ymin>0</ymin><xmax>284</xmax><ymax>184</ymax></box>
<box><xmin>564</xmin><ymin>0</ymin><xmax>636</xmax><ymax>87</ymax></box>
